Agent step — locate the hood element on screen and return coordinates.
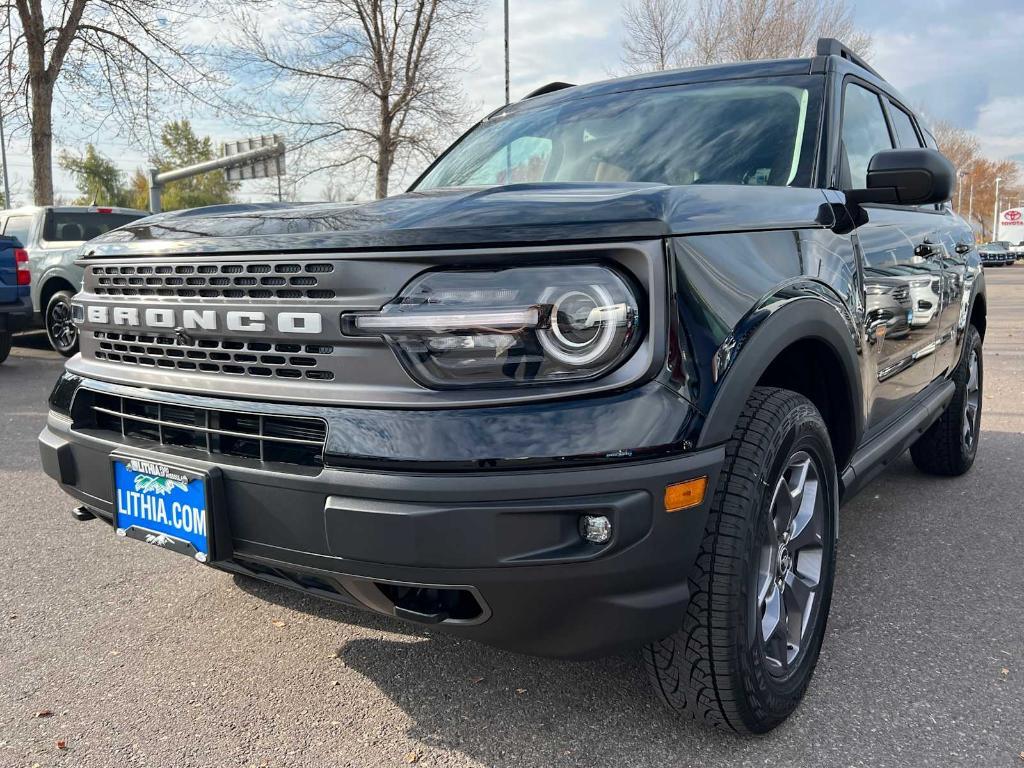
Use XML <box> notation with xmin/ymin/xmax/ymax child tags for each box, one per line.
<box><xmin>82</xmin><ymin>183</ymin><xmax>832</xmax><ymax>258</ymax></box>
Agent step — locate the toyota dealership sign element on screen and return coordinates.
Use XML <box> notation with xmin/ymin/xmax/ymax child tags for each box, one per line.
<box><xmin>998</xmin><ymin>208</ymin><xmax>1024</xmax><ymax>241</ymax></box>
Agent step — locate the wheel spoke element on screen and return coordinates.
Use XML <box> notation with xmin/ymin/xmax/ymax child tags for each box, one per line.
<box><xmin>788</xmin><ymin>479</ymin><xmax>821</xmax><ymax>553</ymax></box>
<box><xmin>761</xmin><ymin>584</ymin><xmax>789</xmax><ymax>671</ymax></box>
<box><xmin>784</xmin><ymin>572</ymin><xmax>817</xmax><ymax>647</ymax></box>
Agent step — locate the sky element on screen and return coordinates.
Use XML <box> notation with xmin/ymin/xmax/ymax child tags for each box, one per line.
<box><xmin>3</xmin><ymin>0</ymin><xmax>1023</xmax><ymax>206</ymax></box>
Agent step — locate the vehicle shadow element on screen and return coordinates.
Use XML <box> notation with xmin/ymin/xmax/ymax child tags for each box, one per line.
<box><xmin>227</xmin><ymin>429</ymin><xmax>1022</xmax><ymax>766</ymax></box>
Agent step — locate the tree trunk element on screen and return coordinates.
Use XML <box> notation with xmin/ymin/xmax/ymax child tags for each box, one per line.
<box><xmin>375</xmin><ymin>147</ymin><xmax>391</xmax><ymax>199</ymax></box>
<box><xmin>30</xmin><ymin>78</ymin><xmax>54</xmax><ymax>205</ymax></box>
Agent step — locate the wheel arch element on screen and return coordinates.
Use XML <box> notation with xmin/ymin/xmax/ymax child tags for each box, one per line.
<box><xmin>968</xmin><ymin>289</ymin><xmax>986</xmax><ymax>340</ymax></box>
<box><xmin>39</xmin><ymin>275</ymin><xmax>77</xmax><ymax>313</ymax></box>
<box><xmin>698</xmin><ymin>297</ymin><xmax>864</xmax><ymax>471</ymax></box>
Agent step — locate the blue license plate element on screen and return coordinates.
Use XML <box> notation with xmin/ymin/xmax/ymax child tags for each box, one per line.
<box><xmin>113</xmin><ymin>458</ymin><xmax>211</xmax><ymax>562</ymax></box>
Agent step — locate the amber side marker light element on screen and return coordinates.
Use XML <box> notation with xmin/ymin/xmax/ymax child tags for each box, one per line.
<box><xmin>664</xmin><ymin>477</ymin><xmax>708</xmax><ymax>512</ymax></box>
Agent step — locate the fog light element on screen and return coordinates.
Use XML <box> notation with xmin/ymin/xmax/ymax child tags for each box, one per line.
<box><xmin>580</xmin><ymin>514</ymin><xmax>612</xmax><ymax>544</ymax></box>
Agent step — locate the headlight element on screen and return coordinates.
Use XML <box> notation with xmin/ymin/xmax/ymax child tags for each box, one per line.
<box><xmin>343</xmin><ymin>265</ymin><xmax>642</xmax><ymax>388</ymax></box>
<box><xmin>864</xmin><ymin>285</ymin><xmax>890</xmax><ymax>295</ymax></box>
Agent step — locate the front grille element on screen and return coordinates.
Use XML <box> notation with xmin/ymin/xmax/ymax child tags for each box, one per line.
<box><xmin>75</xmin><ymin>390</ymin><xmax>328</xmax><ymax>467</ymax></box>
<box><xmin>89</xmin><ymin>261</ymin><xmax>336</xmax><ymax>300</ymax></box>
<box><xmin>92</xmin><ymin>332</ymin><xmax>335</xmax><ymax>381</ymax></box>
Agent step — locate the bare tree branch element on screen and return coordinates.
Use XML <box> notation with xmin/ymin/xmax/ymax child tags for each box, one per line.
<box><xmin>226</xmin><ymin>0</ymin><xmax>480</xmax><ymax>199</ymax></box>
<box><xmin>0</xmin><ymin>0</ymin><xmax>229</xmax><ymax>205</ymax></box>
<box><xmin>619</xmin><ymin>0</ymin><xmax>872</xmax><ymax>75</ymax></box>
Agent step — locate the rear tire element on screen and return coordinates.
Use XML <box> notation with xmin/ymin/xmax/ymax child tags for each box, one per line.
<box><xmin>0</xmin><ymin>332</ymin><xmax>11</xmax><ymax>364</ymax></box>
<box><xmin>910</xmin><ymin>324</ymin><xmax>983</xmax><ymax>476</ymax></box>
<box><xmin>45</xmin><ymin>290</ymin><xmax>79</xmax><ymax>357</ymax></box>
<box><xmin>645</xmin><ymin>387</ymin><xmax>838</xmax><ymax>734</ymax></box>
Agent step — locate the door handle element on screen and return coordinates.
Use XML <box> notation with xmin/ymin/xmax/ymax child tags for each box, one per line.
<box><xmin>955</xmin><ymin>242</ymin><xmax>972</xmax><ymax>255</ymax></box>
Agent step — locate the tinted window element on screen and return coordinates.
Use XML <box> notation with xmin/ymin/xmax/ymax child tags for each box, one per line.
<box><xmin>43</xmin><ymin>211</ymin><xmax>143</xmax><ymax>242</ymax></box>
<box><xmin>842</xmin><ymin>83</ymin><xmax>893</xmax><ymax>188</ymax></box>
<box><xmin>887</xmin><ymin>102</ymin><xmax>922</xmax><ymax>148</ymax></box>
<box><xmin>3</xmin><ymin>216</ymin><xmax>33</xmax><ymax>247</ymax></box>
<box><xmin>417</xmin><ymin>78</ymin><xmax>822</xmax><ymax>190</ymax></box>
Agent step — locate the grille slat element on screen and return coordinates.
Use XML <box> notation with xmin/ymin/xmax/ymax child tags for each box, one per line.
<box><xmin>93</xmin><ymin>332</ymin><xmax>335</xmax><ymax>381</ymax></box>
<box><xmin>89</xmin><ymin>262</ymin><xmax>335</xmax><ymax>300</ymax></box>
<box><xmin>79</xmin><ymin>391</ymin><xmax>327</xmax><ymax>468</ymax></box>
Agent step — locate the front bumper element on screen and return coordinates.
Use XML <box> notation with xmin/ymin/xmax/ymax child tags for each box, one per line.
<box><xmin>0</xmin><ymin>295</ymin><xmax>33</xmax><ymax>333</ymax></box>
<box><xmin>39</xmin><ymin>383</ymin><xmax>722</xmax><ymax>659</ymax></box>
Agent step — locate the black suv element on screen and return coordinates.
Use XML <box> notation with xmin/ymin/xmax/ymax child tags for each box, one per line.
<box><xmin>39</xmin><ymin>39</ymin><xmax>984</xmax><ymax>734</ymax></box>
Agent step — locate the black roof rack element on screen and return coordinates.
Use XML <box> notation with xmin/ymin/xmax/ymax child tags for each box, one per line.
<box><xmin>816</xmin><ymin>38</ymin><xmax>880</xmax><ymax>79</ymax></box>
<box><xmin>523</xmin><ymin>81</ymin><xmax>576</xmax><ymax>99</ymax></box>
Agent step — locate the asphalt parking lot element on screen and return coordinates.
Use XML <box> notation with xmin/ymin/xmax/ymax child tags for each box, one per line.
<box><xmin>2</xmin><ymin>268</ymin><xmax>1023</xmax><ymax>768</ymax></box>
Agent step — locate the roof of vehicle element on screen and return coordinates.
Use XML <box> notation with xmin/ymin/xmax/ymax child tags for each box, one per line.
<box><xmin>0</xmin><ymin>205</ymin><xmax>149</xmax><ymax>216</ymax></box>
<box><xmin>505</xmin><ymin>38</ymin><xmax>910</xmax><ymax>119</ymax></box>
<box><xmin>504</xmin><ymin>58</ymin><xmax>816</xmax><ymax>115</ymax></box>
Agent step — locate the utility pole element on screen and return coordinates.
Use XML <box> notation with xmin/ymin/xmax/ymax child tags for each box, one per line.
<box><xmin>957</xmin><ymin>170</ymin><xmax>966</xmax><ymax>214</ymax></box>
<box><xmin>504</xmin><ymin>0</ymin><xmax>510</xmax><ymax>105</ymax></box>
<box><xmin>0</xmin><ymin>98</ymin><xmax>10</xmax><ymax>208</ymax></box>
<box><xmin>992</xmin><ymin>176</ymin><xmax>1002</xmax><ymax>242</ymax></box>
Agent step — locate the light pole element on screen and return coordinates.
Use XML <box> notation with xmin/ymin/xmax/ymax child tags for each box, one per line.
<box><xmin>992</xmin><ymin>176</ymin><xmax>1002</xmax><ymax>242</ymax></box>
<box><xmin>968</xmin><ymin>176</ymin><xmax>974</xmax><ymax>224</ymax></box>
<box><xmin>957</xmin><ymin>169</ymin><xmax>966</xmax><ymax>213</ymax></box>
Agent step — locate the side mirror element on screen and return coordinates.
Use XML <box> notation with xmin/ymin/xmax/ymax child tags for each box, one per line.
<box><xmin>845</xmin><ymin>148</ymin><xmax>955</xmax><ymax>207</ymax></box>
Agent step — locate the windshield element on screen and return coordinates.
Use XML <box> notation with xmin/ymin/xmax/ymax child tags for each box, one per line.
<box><xmin>44</xmin><ymin>211</ymin><xmax>145</xmax><ymax>243</ymax></box>
<box><xmin>415</xmin><ymin>77</ymin><xmax>822</xmax><ymax>191</ymax></box>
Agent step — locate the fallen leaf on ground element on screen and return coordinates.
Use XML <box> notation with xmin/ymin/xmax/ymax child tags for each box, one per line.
<box><xmin>469</xmin><ymin>676</ymin><xmax>484</xmax><ymax>684</ymax></box>
<box><xmin>404</xmin><ymin>750</ymin><xmax>420</xmax><ymax>763</ymax></box>
<box><xmin>271</xmin><ymin>620</ymin><xmax>286</xmax><ymax>628</ymax></box>
<box><xmin>1001</xmin><ymin>668</ymin><xmax>1010</xmax><ymax>680</ymax></box>
<box><xmin>33</xmin><ymin>709</ymin><xmax>53</xmax><ymax>718</ymax></box>
<box><xmin>328</xmin><ymin>651</ymin><xmax>339</xmax><ymax>659</ymax></box>
<box><xmin>55</xmin><ymin>739</ymin><xmax>67</xmax><ymax>750</ymax></box>
<box><xmin>515</xmin><ymin>688</ymin><xmax>526</xmax><ymax>695</ymax></box>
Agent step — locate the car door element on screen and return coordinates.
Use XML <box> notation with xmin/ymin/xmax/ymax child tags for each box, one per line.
<box><xmin>840</xmin><ymin>80</ymin><xmax>944</xmax><ymax>432</ymax></box>
<box><xmin>913</xmin><ymin>125</ymin><xmax>973</xmax><ymax>379</ymax></box>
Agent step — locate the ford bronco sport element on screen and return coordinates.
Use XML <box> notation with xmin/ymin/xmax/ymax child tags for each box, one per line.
<box><xmin>39</xmin><ymin>39</ymin><xmax>985</xmax><ymax>734</ymax></box>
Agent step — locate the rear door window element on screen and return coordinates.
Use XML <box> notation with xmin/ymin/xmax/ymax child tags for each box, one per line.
<box><xmin>3</xmin><ymin>216</ymin><xmax>33</xmax><ymax>247</ymax></box>
<box><xmin>43</xmin><ymin>211</ymin><xmax>144</xmax><ymax>242</ymax></box>
<box><xmin>841</xmin><ymin>83</ymin><xmax>894</xmax><ymax>188</ymax></box>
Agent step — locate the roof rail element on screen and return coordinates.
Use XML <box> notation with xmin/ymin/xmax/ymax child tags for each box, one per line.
<box><xmin>523</xmin><ymin>81</ymin><xmax>576</xmax><ymax>99</ymax></box>
<box><xmin>816</xmin><ymin>38</ymin><xmax>880</xmax><ymax>79</ymax></box>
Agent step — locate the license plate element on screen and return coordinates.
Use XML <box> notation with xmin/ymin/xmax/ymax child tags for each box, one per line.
<box><xmin>113</xmin><ymin>457</ymin><xmax>211</xmax><ymax>562</ymax></box>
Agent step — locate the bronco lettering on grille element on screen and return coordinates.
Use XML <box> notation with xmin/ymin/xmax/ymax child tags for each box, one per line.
<box><xmin>83</xmin><ymin>305</ymin><xmax>324</xmax><ymax>335</ymax></box>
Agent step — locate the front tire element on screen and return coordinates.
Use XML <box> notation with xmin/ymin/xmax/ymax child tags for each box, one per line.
<box><xmin>0</xmin><ymin>332</ymin><xmax>11</xmax><ymax>364</ymax></box>
<box><xmin>645</xmin><ymin>387</ymin><xmax>838</xmax><ymax>734</ymax></box>
<box><xmin>45</xmin><ymin>290</ymin><xmax>79</xmax><ymax>357</ymax></box>
<box><xmin>910</xmin><ymin>324</ymin><xmax>983</xmax><ymax>476</ymax></box>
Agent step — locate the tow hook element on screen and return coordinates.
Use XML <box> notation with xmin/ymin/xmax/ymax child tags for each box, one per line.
<box><xmin>72</xmin><ymin>506</ymin><xmax>97</xmax><ymax>522</ymax></box>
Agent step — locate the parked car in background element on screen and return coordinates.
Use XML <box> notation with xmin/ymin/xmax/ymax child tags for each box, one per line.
<box><xmin>0</xmin><ymin>206</ymin><xmax>148</xmax><ymax>355</ymax></box>
<box><xmin>1005</xmin><ymin>241</ymin><xmax>1024</xmax><ymax>260</ymax></box>
<box><xmin>978</xmin><ymin>242</ymin><xmax>1013</xmax><ymax>267</ymax></box>
<box><xmin>0</xmin><ymin>235</ymin><xmax>32</xmax><ymax>364</ymax></box>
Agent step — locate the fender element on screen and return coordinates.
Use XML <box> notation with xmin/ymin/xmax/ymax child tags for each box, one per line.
<box><xmin>698</xmin><ymin>291</ymin><xmax>865</xmax><ymax>455</ymax></box>
<box><xmin>34</xmin><ymin>264</ymin><xmax>83</xmax><ymax>315</ymax></box>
